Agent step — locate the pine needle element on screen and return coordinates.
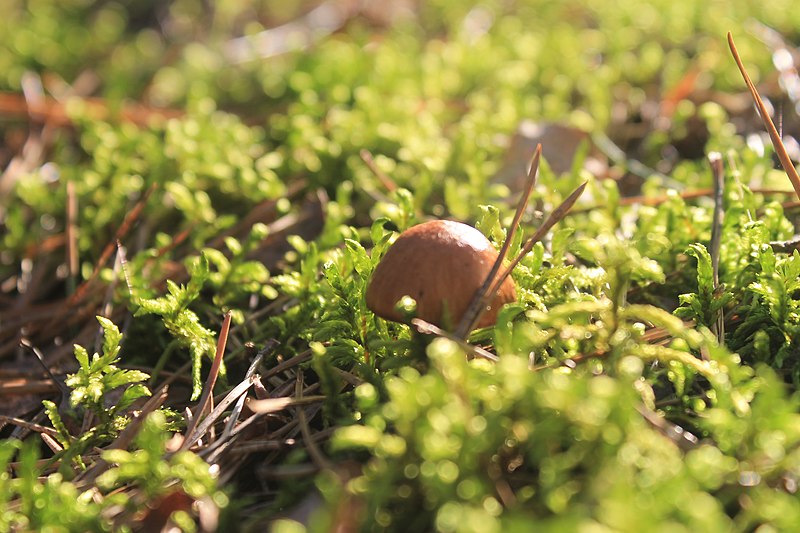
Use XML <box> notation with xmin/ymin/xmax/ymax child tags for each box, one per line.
<box><xmin>728</xmin><ymin>32</ymin><xmax>800</xmax><ymax>201</ymax></box>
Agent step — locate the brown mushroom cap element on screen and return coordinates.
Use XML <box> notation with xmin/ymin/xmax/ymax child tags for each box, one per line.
<box><xmin>365</xmin><ymin>220</ymin><xmax>517</xmax><ymax>329</ymax></box>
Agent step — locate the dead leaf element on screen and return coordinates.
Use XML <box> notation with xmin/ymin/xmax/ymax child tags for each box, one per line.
<box><xmin>492</xmin><ymin>121</ymin><xmax>607</xmax><ymax>191</ymax></box>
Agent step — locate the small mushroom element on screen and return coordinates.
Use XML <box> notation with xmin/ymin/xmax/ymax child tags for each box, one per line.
<box><xmin>365</xmin><ymin>220</ymin><xmax>517</xmax><ymax>329</ymax></box>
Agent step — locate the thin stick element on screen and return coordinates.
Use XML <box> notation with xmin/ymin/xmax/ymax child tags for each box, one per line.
<box><xmin>0</xmin><ymin>415</ymin><xmax>60</xmax><ymax>438</ymax></box>
<box><xmin>609</xmin><ymin>186</ymin><xmax>792</xmax><ymax>210</ymax></box>
<box><xmin>708</xmin><ymin>152</ymin><xmax>725</xmax><ymax>342</ymax></box>
<box><xmin>455</xmin><ymin>146</ymin><xmax>542</xmax><ymax>339</ymax></box>
<box><xmin>636</xmin><ymin>405</ymin><xmax>698</xmax><ymax>451</ymax></box>
<box><xmin>40</xmin><ymin>433</ymin><xmax>64</xmax><ymax>454</ymax></box>
<box><xmin>20</xmin><ymin>339</ymin><xmax>70</xmax><ymax>396</ymax></box>
<box><xmin>769</xmin><ymin>237</ymin><xmax>800</xmax><ymax>253</ymax></box>
<box><xmin>222</xmin><ymin>0</ymin><xmax>359</xmax><ymax>64</ymax></box>
<box><xmin>0</xmin><ymin>379</ymin><xmax>56</xmax><ymax>395</ymax></box>
<box><xmin>728</xmin><ymin>32</ymin><xmax>800</xmax><ymax>201</ymax></box>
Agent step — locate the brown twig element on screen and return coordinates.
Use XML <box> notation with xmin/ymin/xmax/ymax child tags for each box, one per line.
<box><xmin>769</xmin><ymin>237</ymin><xmax>800</xmax><ymax>253</ymax></box>
<box><xmin>0</xmin><ymin>415</ymin><xmax>60</xmax><ymax>438</ymax></box>
<box><xmin>201</xmin><ymin>344</ymin><xmax>275</xmax><ymax>462</ymax></box>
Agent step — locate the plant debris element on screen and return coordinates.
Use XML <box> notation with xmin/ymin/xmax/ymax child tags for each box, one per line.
<box><xmin>4</xmin><ymin>2</ymin><xmax>800</xmax><ymax>531</ymax></box>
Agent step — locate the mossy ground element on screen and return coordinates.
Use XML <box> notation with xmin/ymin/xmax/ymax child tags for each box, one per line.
<box><xmin>2</xmin><ymin>1</ymin><xmax>800</xmax><ymax>531</ymax></box>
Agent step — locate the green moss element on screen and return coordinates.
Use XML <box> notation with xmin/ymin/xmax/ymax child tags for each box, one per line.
<box><xmin>5</xmin><ymin>1</ymin><xmax>800</xmax><ymax>530</ymax></box>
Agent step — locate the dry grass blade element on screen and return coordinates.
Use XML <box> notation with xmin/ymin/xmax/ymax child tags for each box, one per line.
<box><xmin>462</xmin><ymin>179</ymin><xmax>587</xmax><ymax>337</ymax></box>
<box><xmin>223</xmin><ymin>343</ymin><xmax>273</xmax><ymax>427</ymax></box>
<box><xmin>64</xmin><ymin>182</ymin><xmax>157</xmax><ymax>310</ymax></box>
<box><xmin>492</xmin><ymin>181</ymin><xmax>587</xmax><ymax>295</ymax></box>
<box><xmin>455</xmin><ymin>145</ymin><xmax>542</xmax><ymax>339</ymax></box>
<box><xmin>295</xmin><ymin>373</ymin><xmax>332</xmax><ymax>471</ymax></box>
<box><xmin>246</xmin><ymin>395</ymin><xmax>327</xmax><ymax>414</ymax></box>
<box><xmin>728</xmin><ymin>32</ymin><xmax>800</xmax><ymax>201</ymax></box>
<box><xmin>223</xmin><ymin>0</ymin><xmax>360</xmax><ymax>63</ymax></box>
<box><xmin>412</xmin><ymin>318</ymin><xmax>498</xmax><ymax>362</ymax></box>
<box><xmin>183</xmin><ymin>376</ymin><xmax>257</xmax><ymax>451</ymax></box>
<box><xmin>182</xmin><ymin>311</ymin><xmax>232</xmax><ymax>450</ymax></box>
<box><xmin>78</xmin><ymin>386</ymin><xmax>170</xmax><ymax>484</ymax></box>
<box><xmin>201</xmin><ymin>345</ymin><xmax>273</xmax><ymax>461</ymax></box>
<box><xmin>261</xmin><ymin>349</ymin><xmax>314</xmax><ymax>380</ymax></box>
<box><xmin>20</xmin><ymin>338</ymin><xmax>69</xmax><ymax>396</ymax></box>
<box><xmin>636</xmin><ymin>405</ymin><xmax>699</xmax><ymax>451</ymax></box>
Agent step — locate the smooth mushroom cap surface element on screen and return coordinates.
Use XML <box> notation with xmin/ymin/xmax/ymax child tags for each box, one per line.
<box><xmin>365</xmin><ymin>220</ymin><xmax>517</xmax><ymax>329</ymax></box>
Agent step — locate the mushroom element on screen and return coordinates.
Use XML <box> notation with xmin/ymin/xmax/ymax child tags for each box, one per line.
<box><xmin>365</xmin><ymin>220</ymin><xmax>517</xmax><ymax>329</ymax></box>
